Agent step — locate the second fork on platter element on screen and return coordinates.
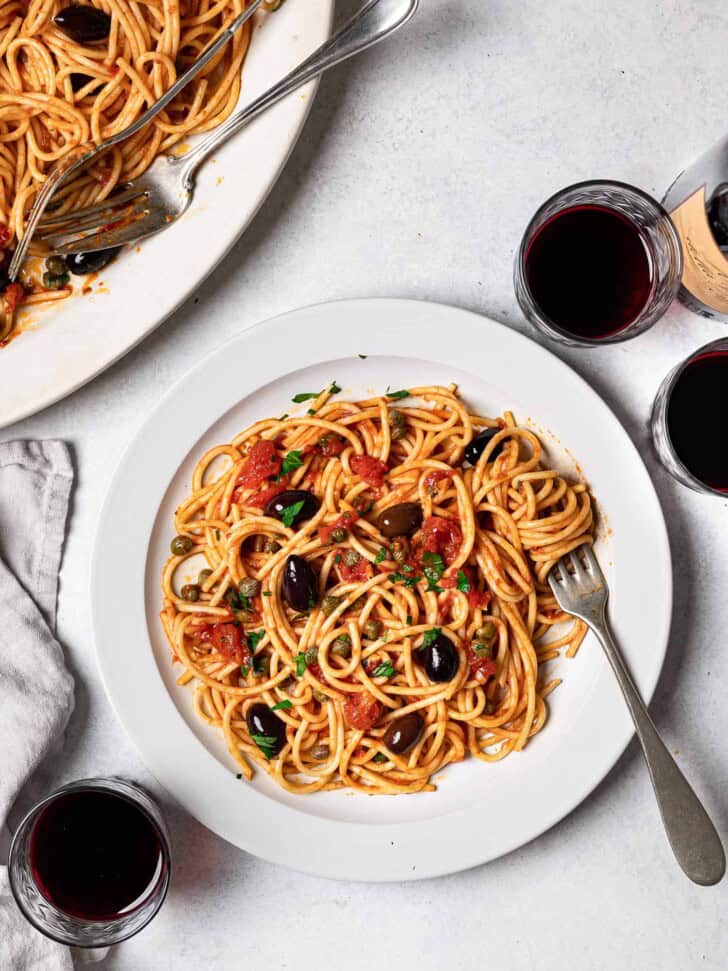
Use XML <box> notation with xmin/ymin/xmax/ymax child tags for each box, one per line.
<box><xmin>32</xmin><ymin>0</ymin><xmax>419</xmax><ymax>257</ymax></box>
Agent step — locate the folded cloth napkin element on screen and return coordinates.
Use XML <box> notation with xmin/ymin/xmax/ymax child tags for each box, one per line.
<box><xmin>0</xmin><ymin>440</ymin><xmax>75</xmax><ymax>971</ymax></box>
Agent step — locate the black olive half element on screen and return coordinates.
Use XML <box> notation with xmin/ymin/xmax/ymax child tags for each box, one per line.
<box><xmin>419</xmin><ymin>633</ymin><xmax>459</xmax><ymax>683</ymax></box>
<box><xmin>66</xmin><ymin>247</ymin><xmax>120</xmax><ymax>276</ymax></box>
<box><xmin>265</xmin><ymin>489</ymin><xmax>320</xmax><ymax>527</ymax></box>
<box><xmin>377</xmin><ymin>502</ymin><xmax>422</xmax><ymax>538</ymax></box>
<box><xmin>463</xmin><ymin>428</ymin><xmax>504</xmax><ymax>467</ymax></box>
<box><xmin>281</xmin><ymin>555</ymin><xmax>318</xmax><ymax>612</ymax></box>
<box><xmin>383</xmin><ymin>712</ymin><xmax>424</xmax><ymax>755</ymax></box>
<box><xmin>246</xmin><ymin>703</ymin><xmax>286</xmax><ymax>759</ymax></box>
<box><xmin>54</xmin><ymin>6</ymin><xmax>112</xmax><ymax>44</ymax></box>
<box><xmin>69</xmin><ymin>72</ymin><xmax>93</xmax><ymax>93</ymax></box>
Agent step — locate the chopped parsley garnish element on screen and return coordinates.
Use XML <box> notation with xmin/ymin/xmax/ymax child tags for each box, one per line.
<box><xmin>272</xmin><ymin>699</ymin><xmax>293</xmax><ymax>711</ymax></box>
<box><xmin>292</xmin><ymin>391</ymin><xmax>319</xmax><ymax>403</ymax></box>
<box><xmin>293</xmin><ymin>652</ymin><xmax>307</xmax><ymax>676</ymax></box>
<box><xmin>281</xmin><ymin>499</ymin><xmax>305</xmax><ymax>528</ymax></box>
<box><xmin>279</xmin><ymin>413</ymin><xmax>289</xmax><ymax>420</ymax></box>
<box><xmin>371</xmin><ymin>661</ymin><xmax>395</xmax><ymax>679</ymax></box>
<box><xmin>388</xmin><ymin>571</ymin><xmax>421</xmax><ymax>589</ymax></box>
<box><xmin>374</xmin><ymin>546</ymin><xmax>388</xmax><ymax>564</ymax></box>
<box><xmin>456</xmin><ymin>569</ymin><xmax>470</xmax><ymax>593</ymax></box>
<box><xmin>250</xmin><ymin>733</ymin><xmax>278</xmax><ymax>760</ymax></box>
<box><xmin>386</xmin><ymin>388</ymin><xmax>409</xmax><ymax>400</ymax></box>
<box><xmin>307</xmin><ymin>408</ymin><xmax>316</xmax><ymax>416</ymax></box>
<box><xmin>422</xmin><ymin>627</ymin><xmax>441</xmax><ymax>649</ymax></box>
<box><xmin>406</xmin><ymin>614</ymin><xmax>412</xmax><ymax>625</ymax></box>
<box><xmin>240</xmin><ymin>664</ymin><xmax>250</xmax><ymax>677</ymax></box>
<box><xmin>422</xmin><ymin>551</ymin><xmax>445</xmax><ymax>592</ymax></box>
<box><xmin>373</xmin><ymin>752</ymin><xmax>388</xmax><ymax>763</ymax></box>
<box><xmin>382</xmin><ymin>629</ymin><xmax>390</xmax><ymax>643</ymax></box>
<box><xmin>278</xmin><ymin>450</ymin><xmax>303</xmax><ymax>479</ymax></box>
<box><xmin>262</xmin><ymin>590</ymin><xmax>272</xmax><ymax>597</ymax></box>
<box><xmin>236</xmin><ymin>773</ymin><xmax>242</xmax><ymax>779</ymax></box>
<box><xmin>334</xmin><ymin>553</ymin><xmax>342</xmax><ymax>564</ymax></box>
<box><xmin>358</xmin><ymin>354</ymin><xmax>368</xmax><ymax>359</ymax></box>
<box><xmin>329</xmin><ymin>381</ymin><xmax>342</xmax><ymax>395</ymax></box>
<box><xmin>248</xmin><ymin>630</ymin><xmax>265</xmax><ymax>652</ymax></box>
<box><xmin>238</xmin><ymin>593</ymin><xmax>251</xmax><ymax>610</ymax></box>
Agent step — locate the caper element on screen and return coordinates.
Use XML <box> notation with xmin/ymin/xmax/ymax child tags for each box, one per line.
<box><xmin>46</xmin><ymin>255</ymin><xmax>67</xmax><ymax>275</ymax></box>
<box><xmin>223</xmin><ymin>587</ymin><xmax>239</xmax><ymax>607</ymax></box>
<box><xmin>304</xmin><ymin>646</ymin><xmax>319</xmax><ymax>666</ymax></box>
<box><xmin>313</xmin><ymin>688</ymin><xmax>328</xmax><ymax>702</ymax></box>
<box><xmin>180</xmin><ymin>583</ymin><xmax>200</xmax><ymax>602</ymax></box>
<box><xmin>311</xmin><ymin>743</ymin><xmax>330</xmax><ymax>760</ymax></box>
<box><xmin>331</xmin><ymin>634</ymin><xmax>352</xmax><ymax>658</ymax></box>
<box><xmin>475</xmin><ymin>621</ymin><xmax>497</xmax><ymax>645</ymax></box>
<box><xmin>350</xmin><ymin>595</ymin><xmax>367</xmax><ymax>612</ymax></box>
<box><xmin>170</xmin><ymin>534</ymin><xmax>193</xmax><ymax>555</ymax></box>
<box><xmin>342</xmin><ymin>549</ymin><xmax>361</xmax><ymax>567</ymax></box>
<box><xmin>389</xmin><ymin>409</ymin><xmax>406</xmax><ymax>428</ymax></box>
<box><xmin>330</xmin><ymin>526</ymin><xmax>348</xmax><ymax>543</ymax></box>
<box><xmin>198</xmin><ymin>568</ymin><xmax>213</xmax><ymax>585</ymax></box>
<box><xmin>364</xmin><ymin>619</ymin><xmax>382</xmax><ymax>640</ymax></box>
<box><xmin>255</xmin><ymin>654</ymin><xmax>270</xmax><ymax>675</ymax></box>
<box><xmin>485</xmin><ymin>699</ymin><xmax>495</xmax><ymax>714</ymax></box>
<box><xmin>235</xmin><ymin>609</ymin><xmax>253</xmax><ymax>624</ymax></box>
<box><xmin>42</xmin><ymin>271</ymin><xmax>69</xmax><ymax>291</ymax></box>
<box><xmin>263</xmin><ymin>539</ymin><xmax>281</xmax><ymax>553</ymax></box>
<box><xmin>321</xmin><ymin>594</ymin><xmax>342</xmax><ymax>617</ymax></box>
<box><xmin>390</xmin><ymin>424</ymin><xmax>408</xmax><ymax>442</ymax></box>
<box><xmin>238</xmin><ymin>576</ymin><xmax>260</xmax><ymax>599</ymax></box>
<box><xmin>391</xmin><ymin>537</ymin><xmax>409</xmax><ymax>564</ymax></box>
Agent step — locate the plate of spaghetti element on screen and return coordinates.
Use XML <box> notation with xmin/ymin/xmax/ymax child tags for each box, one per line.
<box><xmin>0</xmin><ymin>0</ymin><xmax>334</xmax><ymax>425</ymax></box>
<box><xmin>92</xmin><ymin>298</ymin><xmax>672</xmax><ymax>880</ymax></box>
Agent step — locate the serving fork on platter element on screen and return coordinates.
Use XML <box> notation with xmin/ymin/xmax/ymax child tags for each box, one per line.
<box><xmin>22</xmin><ymin>0</ymin><xmax>419</xmax><ymax>260</ymax></box>
<box><xmin>548</xmin><ymin>544</ymin><xmax>725</xmax><ymax>886</ymax></box>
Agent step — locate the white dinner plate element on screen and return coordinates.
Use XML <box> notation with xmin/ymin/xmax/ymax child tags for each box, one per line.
<box><xmin>92</xmin><ymin>298</ymin><xmax>672</xmax><ymax>882</ymax></box>
<box><xmin>0</xmin><ymin>1</ymin><xmax>334</xmax><ymax>428</ymax></box>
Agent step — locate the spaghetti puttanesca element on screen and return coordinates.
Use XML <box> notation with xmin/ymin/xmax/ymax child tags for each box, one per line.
<box><xmin>160</xmin><ymin>384</ymin><xmax>594</xmax><ymax>795</ymax></box>
<box><xmin>0</xmin><ymin>0</ymin><xmax>279</xmax><ymax>340</ymax></box>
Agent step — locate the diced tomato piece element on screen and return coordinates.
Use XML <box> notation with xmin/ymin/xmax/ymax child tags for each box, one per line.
<box><xmin>3</xmin><ymin>282</ymin><xmax>26</xmax><ymax>316</ymax></box>
<box><xmin>236</xmin><ymin>440</ymin><xmax>281</xmax><ymax>490</ymax></box>
<box><xmin>469</xmin><ymin>588</ymin><xmax>492</xmax><ymax>611</ymax></box>
<box><xmin>466</xmin><ymin>645</ymin><xmax>497</xmax><ymax>685</ymax></box>
<box><xmin>418</xmin><ymin>516</ymin><xmax>462</xmax><ymax>565</ymax></box>
<box><xmin>317</xmin><ymin>433</ymin><xmax>346</xmax><ymax>457</ymax></box>
<box><xmin>0</xmin><ymin>224</ymin><xmax>10</xmax><ymax>248</ymax></box>
<box><xmin>350</xmin><ymin>455</ymin><xmax>387</xmax><ymax>487</ymax></box>
<box><xmin>247</xmin><ymin>481</ymin><xmax>286</xmax><ymax>508</ymax></box>
<box><xmin>319</xmin><ymin>510</ymin><xmax>359</xmax><ymax>544</ymax></box>
<box><xmin>343</xmin><ymin>692</ymin><xmax>383</xmax><ymax>731</ymax></box>
<box><xmin>198</xmin><ymin>623</ymin><xmax>250</xmax><ymax>666</ymax></box>
<box><xmin>339</xmin><ymin>557</ymin><xmax>373</xmax><ymax>583</ymax></box>
<box><xmin>423</xmin><ymin>470</ymin><xmax>453</xmax><ymax>495</ymax></box>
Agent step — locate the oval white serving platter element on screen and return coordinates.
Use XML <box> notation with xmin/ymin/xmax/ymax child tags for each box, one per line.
<box><xmin>1</xmin><ymin>0</ymin><xmax>334</xmax><ymax>428</ymax></box>
<box><xmin>92</xmin><ymin>298</ymin><xmax>672</xmax><ymax>882</ymax></box>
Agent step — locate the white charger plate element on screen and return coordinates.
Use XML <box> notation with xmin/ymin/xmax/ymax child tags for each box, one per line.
<box><xmin>0</xmin><ymin>0</ymin><xmax>334</xmax><ymax>428</ymax></box>
<box><xmin>91</xmin><ymin>298</ymin><xmax>672</xmax><ymax>881</ymax></box>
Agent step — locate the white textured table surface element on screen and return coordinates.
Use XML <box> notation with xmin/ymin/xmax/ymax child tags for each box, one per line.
<box><xmin>6</xmin><ymin>0</ymin><xmax>728</xmax><ymax>966</ymax></box>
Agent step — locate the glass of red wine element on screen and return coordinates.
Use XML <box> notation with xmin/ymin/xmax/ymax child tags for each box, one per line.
<box><xmin>514</xmin><ymin>180</ymin><xmax>683</xmax><ymax>345</ymax></box>
<box><xmin>651</xmin><ymin>338</ymin><xmax>728</xmax><ymax>495</ymax></box>
<box><xmin>8</xmin><ymin>777</ymin><xmax>171</xmax><ymax>949</ymax></box>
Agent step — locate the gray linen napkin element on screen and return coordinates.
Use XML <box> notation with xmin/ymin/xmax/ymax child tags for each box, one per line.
<box><xmin>0</xmin><ymin>440</ymin><xmax>75</xmax><ymax>971</ymax></box>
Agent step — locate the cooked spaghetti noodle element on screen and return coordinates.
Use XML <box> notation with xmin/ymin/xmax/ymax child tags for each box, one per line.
<box><xmin>0</xmin><ymin>0</ymin><xmax>277</xmax><ymax>340</ymax></box>
<box><xmin>160</xmin><ymin>384</ymin><xmax>594</xmax><ymax>795</ymax></box>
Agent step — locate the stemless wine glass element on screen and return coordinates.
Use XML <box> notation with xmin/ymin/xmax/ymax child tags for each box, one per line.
<box><xmin>8</xmin><ymin>777</ymin><xmax>171</xmax><ymax>950</ymax></box>
<box><xmin>651</xmin><ymin>337</ymin><xmax>728</xmax><ymax>496</ymax></box>
<box><xmin>514</xmin><ymin>180</ymin><xmax>683</xmax><ymax>346</ymax></box>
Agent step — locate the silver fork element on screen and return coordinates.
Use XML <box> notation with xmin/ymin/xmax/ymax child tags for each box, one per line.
<box><xmin>549</xmin><ymin>544</ymin><xmax>725</xmax><ymax>885</ymax></box>
<box><xmin>33</xmin><ymin>0</ymin><xmax>419</xmax><ymax>256</ymax></box>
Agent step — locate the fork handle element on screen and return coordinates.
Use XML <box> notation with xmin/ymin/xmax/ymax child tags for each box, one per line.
<box><xmin>174</xmin><ymin>0</ymin><xmax>417</xmax><ymax>182</ymax></box>
<box><xmin>593</xmin><ymin>622</ymin><xmax>725</xmax><ymax>885</ymax></box>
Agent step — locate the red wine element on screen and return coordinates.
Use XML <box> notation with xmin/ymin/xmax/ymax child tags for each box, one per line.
<box><xmin>667</xmin><ymin>351</ymin><xmax>728</xmax><ymax>491</ymax></box>
<box><xmin>30</xmin><ymin>789</ymin><xmax>164</xmax><ymax>920</ymax></box>
<box><xmin>524</xmin><ymin>204</ymin><xmax>654</xmax><ymax>338</ymax></box>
